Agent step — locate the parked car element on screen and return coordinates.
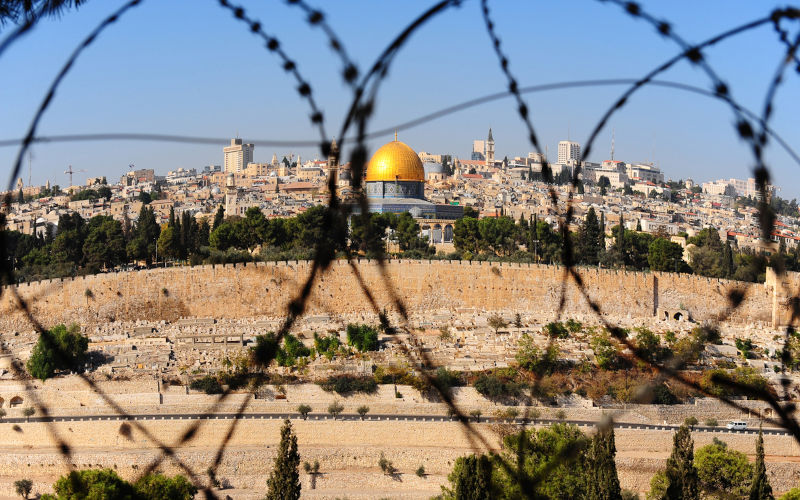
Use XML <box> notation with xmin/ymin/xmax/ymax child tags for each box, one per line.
<box><xmin>726</xmin><ymin>420</ymin><xmax>747</xmax><ymax>430</ymax></box>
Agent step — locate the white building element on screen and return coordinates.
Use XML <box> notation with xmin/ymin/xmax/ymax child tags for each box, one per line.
<box><xmin>557</xmin><ymin>141</ymin><xmax>581</xmax><ymax>166</ymax></box>
<box><xmin>223</xmin><ymin>138</ymin><xmax>254</xmax><ymax>174</ymax></box>
<box><xmin>626</xmin><ymin>163</ymin><xmax>664</xmax><ymax>184</ymax></box>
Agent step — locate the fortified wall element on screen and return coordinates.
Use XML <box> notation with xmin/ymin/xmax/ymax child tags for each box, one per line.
<box><xmin>0</xmin><ymin>260</ymin><xmax>791</xmax><ymax>329</ymax></box>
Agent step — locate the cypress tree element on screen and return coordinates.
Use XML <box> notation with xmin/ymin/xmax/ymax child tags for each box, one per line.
<box><xmin>446</xmin><ymin>454</ymin><xmax>492</xmax><ymax>500</ymax></box>
<box><xmin>587</xmin><ymin>426</ymin><xmax>622</xmax><ymax>500</ymax></box>
<box><xmin>266</xmin><ymin>419</ymin><xmax>301</xmax><ymax>500</ymax></box>
<box><xmin>749</xmin><ymin>427</ymin><xmax>773</xmax><ymax>500</ymax></box>
<box><xmin>722</xmin><ymin>242</ymin><xmax>735</xmax><ymax>279</ymax></box>
<box><xmin>213</xmin><ymin>204</ymin><xmax>225</xmax><ymax>231</ymax></box>
<box><xmin>578</xmin><ymin>208</ymin><xmax>601</xmax><ymax>265</ymax></box>
<box><xmin>17</xmin><ymin>188</ymin><xmax>24</xmax><ymax>204</ymax></box>
<box><xmin>664</xmin><ymin>425</ymin><xmax>699</xmax><ymax>500</ymax></box>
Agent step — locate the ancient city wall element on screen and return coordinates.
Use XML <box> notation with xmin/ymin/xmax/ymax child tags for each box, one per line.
<box><xmin>0</xmin><ymin>260</ymin><xmax>783</xmax><ymax>329</ymax></box>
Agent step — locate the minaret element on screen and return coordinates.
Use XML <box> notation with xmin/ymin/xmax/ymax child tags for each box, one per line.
<box><xmin>225</xmin><ymin>174</ymin><xmax>238</xmax><ymax>217</ymax></box>
<box><xmin>271</xmin><ymin>153</ymin><xmax>278</xmax><ymax>167</ymax></box>
<box><xmin>486</xmin><ymin>127</ymin><xmax>495</xmax><ymax>168</ymax></box>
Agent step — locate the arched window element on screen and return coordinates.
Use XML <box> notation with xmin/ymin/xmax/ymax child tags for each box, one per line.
<box><xmin>9</xmin><ymin>396</ymin><xmax>23</xmax><ymax>407</ymax></box>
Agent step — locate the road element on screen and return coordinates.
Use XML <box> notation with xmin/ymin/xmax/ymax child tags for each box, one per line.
<box><xmin>1</xmin><ymin>412</ymin><xmax>790</xmax><ymax>436</ymax></box>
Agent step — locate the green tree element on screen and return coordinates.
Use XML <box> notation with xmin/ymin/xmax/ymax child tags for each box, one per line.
<box><xmin>454</xmin><ymin>216</ymin><xmax>481</xmax><ymax>255</ymax></box>
<box><xmin>592</xmin><ymin>332</ymin><xmax>620</xmax><ymax>370</ymax></box>
<box><xmin>82</xmin><ymin>217</ymin><xmax>125</xmax><ymax>270</ymax></box>
<box><xmin>516</xmin><ymin>334</ymin><xmax>559</xmax><ymax>375</ymax></box>
<box><xmin>14</xmin><ymin>479</ymin><xmax>32</xmax><ymax>499</ymax></box>
<box><xmin>780</xmin><ymin>489</ymin><xmax>800</xmax><ymax>500</ymax></box>
<box><xmin>395</xmin><ymin>212</ymin><xmax>430</xmax><ymax>253</ymax></box>
<box><xmin>663</xmin><ymin>425</ymin><xmax>699</xmax><ymax>500</ymax></box>
<box><xmin>488</xmin><ymin>314</ymin><xmax>507</xmax><ymax>334</ymax></box>
<box><xmin>128</xmin><ymin>205</ymin><xmax>159</xmax><ymax>264</ymax></box>
<box><xmin>695</xmin><ymin>438</ymin><xmax>752</xmax><ymax>498</ymax></box>
<box><xmin>133</xmin><ymin>474</ymin><xmax>197</xmax><ymax>500</ymax></box>
<box><xmin>495</xmin><ymin>424</ymin><xmax>590</xmax><ymax>499</ymax></box>
<box><xmin>634</xmin><ymin>327</ymin><xmax>663</xmax><ymax>363</ymax></box>
<box><xmin>27</xmin><ymin>323</ymin><xmax>88</xmax><ymax>381</ymax></box>
<box><xmin>750</xmin><ymin>429</ymin><xmax>774</xmax><ymax>500</ymax></box>
<box><xmin>296</xmin><ymin>404</ymin><xmax>311</xmax><ymax>419</ymax></box>
<box><xmin>41</xmin><ymin>468</ymin><xmax>137</xmax><ymax>500</ymax></box>
<box><xmin>648</xmin><ymin>238</ymin><xmax>685</xmax><ymax>272</ymax></box>
<box><xmin>577</xmin><ymin>207</ymin><xmax>602</xmax><ymax>265</ymax></box>
<box><xmin>346</xmin><ymin>324</ymin><xmax>379</xmax><ymax>352</ymax></box>
<box><xmin>587</xmin><ymin>426</ymin><xmax>622</xmax><ymax>500</ymax></box>
<box><xmin>721</xmin><ymin>242</ymin><xmax>735</xmax><ymax>278</ymax></box>
<box><xmin>439</xmin><ymin>454</ymin><xmax>493</xmax><ymax>500</ymax></box>
<box><xmin>212</xmin><ymin>204</ymin><xmax>225</xmax><ymax>230</ymax></box>
<box><xmin>266</xmin><ymin>419</ymin><xmax>301</xmax><ymax>500</ymax></box>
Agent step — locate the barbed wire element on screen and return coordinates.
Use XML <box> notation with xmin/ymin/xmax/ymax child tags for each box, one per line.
<box><xmin>1</xmin><ymin>1</ymin><xmax>799</xmax><ymax>499</ymax></box>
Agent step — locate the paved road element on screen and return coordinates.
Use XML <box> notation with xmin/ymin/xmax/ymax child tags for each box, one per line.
<box><xmin>1</xmin><ymin>412</ymin><xmax>791</xmax><ymax>436</ymax></box>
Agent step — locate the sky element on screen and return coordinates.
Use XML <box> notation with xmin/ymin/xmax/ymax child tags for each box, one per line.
<box><xmin>0</xmin><ymin>0</ymin><xmax>798</xmax><ymax>198</ymax></box>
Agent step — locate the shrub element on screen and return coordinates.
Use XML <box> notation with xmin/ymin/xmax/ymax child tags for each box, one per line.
<box><xmin>700</xmin><ymin>366</ymin><xmax>769</xmax><ymax>399</ymax></box>
<box><xmin>433</xmin><ymin>367</ymin><xmax>462</xmax><ymax>393</ymax></box>
<box><xmin>27</xmin><ymin>323</ymin><xmax>89</xmax><ymax>381</ymax></box>
<box><xmin>469</xmin><ymin>409</ymin><xmax>482</xmax><ymax>421</ymax></box>
<box><xmin>416</xmin><ymin>465</ymin><xmax>426</xmax><ymax>477</ymax></box>
<box><xmin>439</xmin><ymin>326</ymin><xmax>452</xmax><ymax>341</ymax></box>
<box><xmin>651</xmin><ymin>383</ymin><xmax>678</xmax><ymax>405</ymax></box>
<box><xmin>591</xmin><ymin>333</ymin><xmax>620</xmax><ymax>370</ymax></box>
<box><xmin>275</xmin><ymin>334</ymin><xmax>311</xmax><ymax>367</ymax></box>
<box><xmin>684</xmin><ymin>416</ymin><xmax>698</xmax><ymax>426</ymax></box>
<box><xmin>346</xmin><ymin>324</ymin><xmax>379</xmax><ymax>352</ymax></box>
<box><xmin>516</xmin><ymin>335</ymin><xmax>559</xmax><ymax>375</ymax></box>
<box><xmin>22</xmin><ymin>407</ymin><xmax>35</xmax><ymax>418</ymax></box>
<box><xmin>474</xmin><ymin>373</ymin><xmax>521</xmax><ymax>401</ymax></box>
<box><xmin>564</xmin><ymin>319</ymin><xmax>582</xmax><ymax>333</ymax></box>
<box><xmin>313</xmin><ymin>332</ymin><xmax>341</xmax><ymax>360</ymax></box>
<box><xmin>704</xmin><ymin>418</ymin><xmax>718</xmax><ymax>427</ymax></box>
<box><xmin>327</xmin><ymin>400</ymin><xmax>344</xmax><ymax>418</ymax></box>
<box><xmin>621</xmin><ymin>489</ymin><xmax>640</xmax><ymax>500</ymax></box>
<box><xmin>190</xmin><ymin>375</ymin><xmax>222</xmax><ymax>395</ymax></box>
<box><xmin>303</xmin><ymin>460</ymin><xmax>320</xmax><ymax>474</ymax></box>
<box><xmin>378</xmin><ymin>453</ymin><xmax>396</xmax><ymax>475</ymax></box>
<box><xmin>556</xmin><ymin>409</ymin><xmax>567</xmax><ymax>420</ymax></box>
<box><xmin>297</xmin><ymin>404</ymin><xmax>311</xmax><ymax>419</ymax></box>
<box><xmin>544</xmin><ymin>321</ymin><xmax>569</xmax><ymax>339</ymax></box>
<box><xmin>318</xmin><ymin>375</ymin><xmax>377</xmax><ymax>395</ymax></box>
<box><xmin>0</xmin><ymin>408</ymin><xmax>6</xmax><ymax>418</ymax></box>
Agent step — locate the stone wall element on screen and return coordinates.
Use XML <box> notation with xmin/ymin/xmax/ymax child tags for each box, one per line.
<box><xmin>0</xmin><ymin>420</ymin><xmax>797</xmax><ymax>499</ymax></box>
<box><xmin>0</xmin><ymin>260</ymin><xmax>779</xmax><ymax>329</ymax></box>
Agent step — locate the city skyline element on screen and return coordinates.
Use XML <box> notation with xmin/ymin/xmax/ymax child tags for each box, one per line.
<box><xmin>1</xmin><ymin>1</ymin><xmax>798</xmax><ymax>197</ymax></box>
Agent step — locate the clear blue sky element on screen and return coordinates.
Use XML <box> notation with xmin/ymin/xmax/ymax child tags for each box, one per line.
<box><xmin>1</xmin><ymin>1</ymin><xmax>798</xmax><ymax>198</ymax></box>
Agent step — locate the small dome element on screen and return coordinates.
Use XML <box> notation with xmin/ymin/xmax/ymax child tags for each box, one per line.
<box><xmin>365</xmin><ymin>140</ymin><xmax>425</xmax><ymax>182</ymax></box>
<box><xmin>423</xmin><ymin>162</ymin><xmax>445</xmax><ymax>175</ymax></box>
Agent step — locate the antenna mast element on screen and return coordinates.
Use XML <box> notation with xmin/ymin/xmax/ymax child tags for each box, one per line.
<box><xmin>611</xmin><ymin>129</ymin><xmax>615</xmax><ymax>161</ymax></box>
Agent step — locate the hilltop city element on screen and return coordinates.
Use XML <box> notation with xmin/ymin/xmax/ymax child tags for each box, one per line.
<box><xmin>2</xmin><ymin>130</ymin><xmax>800</xmax><ymax>499</ymax></box>
<box><xmin>4</xmin><ymin>129</ymin><xmax>799</xmax><ymax>271</ymax></box>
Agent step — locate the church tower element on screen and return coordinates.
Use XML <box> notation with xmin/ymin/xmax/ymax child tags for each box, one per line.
<box><xmin>327</xmin><ymin>137</ymin><xmax>339</xmax><ymax>172</ymax></box>
<box><xmin>485</xmin><ymin>128</ymin><xmax>495</xmax><ymax>168</ymax></box>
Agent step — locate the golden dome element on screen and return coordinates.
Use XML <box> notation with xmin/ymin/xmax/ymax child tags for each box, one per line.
<box><xmin>365</xmin><ymin>139</ymin><xmax>425</xmax><ymax>182</ymax></box>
